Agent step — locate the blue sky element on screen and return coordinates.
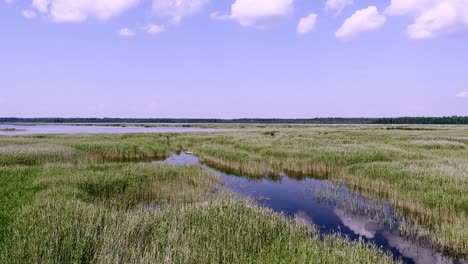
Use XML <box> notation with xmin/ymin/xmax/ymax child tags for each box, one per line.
<box><xmin>1</xmin><ymin>0</ymin><xmax>467</xmax><ymax>118</ymax></box>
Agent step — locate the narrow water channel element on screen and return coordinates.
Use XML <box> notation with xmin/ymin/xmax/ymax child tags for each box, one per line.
<box><xmin>159</xmin><ymin>152</ymin><xmax>463</xmax><ymax>264</ymax></box>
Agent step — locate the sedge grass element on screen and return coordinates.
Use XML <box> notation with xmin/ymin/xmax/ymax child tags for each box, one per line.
<box><xmin>0</xmin><ymin>133</ymin><xmax>399</xmax><ymax>263</ymax></box>
<box><xmin>2</xmin><ymin>192</ymin><xmax>398</xmax><ymax>264</ymax></box>
<box><xmin>0</xmin><ymin>166</ymin><xmax>39</xmax><ymax>244</ymax></box>
<box><xmin>1</xmin><ymin>125</ymin><xmax>466</xmax><ymax>260</ymax></box>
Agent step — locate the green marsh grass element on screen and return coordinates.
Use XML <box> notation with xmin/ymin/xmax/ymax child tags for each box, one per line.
<box><xmin>1</xmin><ymin>125</ymin><xmax>467</xmax><ymax>260</ymax></box>
<box><xmin>0</xmin><ymin>166</ymin><xmax>40</xmax><ymax>244</ymax></box>
<box><xmin>3</xmin><ymin>193</ymin><xmax>398</xmax><ymax>264</ymax></box>
<box><xmin>180</xmin><ymin>126</ymin><xmax>468</xmax><ymax>257</ymax></box>
<box><xmin>0</xmin><ymin>132</ymin><xmax>399</xmax><ymax>263</ymax></box>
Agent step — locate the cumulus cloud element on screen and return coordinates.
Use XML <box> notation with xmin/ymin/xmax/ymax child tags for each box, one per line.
<box><xmin>385</xmin><ymin>0</ymin><xmax>435</xmax><ymax>15</ymax></box>
<box><xmin>212</xmin><ymin>0</ymin><xmax>294</xmax><ymax>27</ymax></box>
<box><xmin>32</xmin><ymin>0</ymin><xmax>49</xmax><ymax>13</ymax></box>
<box><xmin>152</xmin><ymin>0</ymin><xmax>209</xmax><ymax>23</ymax></box>
<box><xmin>456</xmin><ymin>91</ymin><xmax>468</xmax><ymax>98</ymax></box>
<box><xmin>118</xmin><ymin>27</ymin><xmax>135</xmax><ymax>37</ymax></box>
<box><xmin>145</xmin><ymin>24</ymin><xmax>165</xmax><ymax>34</ymax></box>
<box><xmin>22</xmin><ymin>9</ymin><xmax>37</xmax><ymax>19</ymax></box>
<box><xmin>325</xmin><ymin>0</ymin><xmax>353</xmax><ymax>14</ymax></box>
<box><xmin>297</xmin><ymin>13</ymin><xmax>317</xmax><ymax>35</ymax></box>
<box><xmin>335</xmin><ymin>6</ymin><xmax>386</xmax><ymax>40</ymax></box>
<box><xmin>32</xmin><ymin>0</ymin><xmax>140</xmax><ymax>22</ymax></box>
<box><xmin>385</xmin><ymin>0</ymin><xmax>468</xmax><ymax>39</ymax></box>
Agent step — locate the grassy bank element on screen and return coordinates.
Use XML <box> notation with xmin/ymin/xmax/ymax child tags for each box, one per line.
<box><xmin>0</xmin><ymin>131</ymin><xmax>398</xmax><ymax>263</ymax></box>
<box><xmin>184</xmin><ymin>126</ymin><xmax>468</xmax><ymax>257</ymax></box>
<box><xmin>0</xmin><ymin>166</ymin><xmax>39</xmax><ymax>244</ymax></box>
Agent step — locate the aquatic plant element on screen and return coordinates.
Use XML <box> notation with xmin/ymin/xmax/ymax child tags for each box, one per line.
<box><xmin>0</xmin><ymin>157</ymin><xmax>398</xmax><ymax>263</ymax></box>
<box><xmin>1</xmin><ymin>125</ymin><xmax>467</xmax><ymax>260</ymax></box>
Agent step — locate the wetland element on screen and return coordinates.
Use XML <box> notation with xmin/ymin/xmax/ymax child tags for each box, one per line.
<box><xmin>0</xmin><ymin>125</ymin><xmax>467</xmax><ymax>263</ymax></box>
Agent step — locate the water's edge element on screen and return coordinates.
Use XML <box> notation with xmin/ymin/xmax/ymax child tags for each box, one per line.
<box><xmin>159</xmin><ymin>152</ymin><xmax>464</xmax><ymax>264</ymax></box>
<box><xmin>0</xmin><ymin>125</ymin><xmax>226</xmax><ymax>135</ymax></box>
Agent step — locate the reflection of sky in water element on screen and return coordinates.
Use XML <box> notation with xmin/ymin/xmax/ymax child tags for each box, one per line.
<box><xmin>295</xmin><ymin>210</ymin><xmax>314</xmax><ymax>227</ymax></box>
<box><xmin>160</xmin><ymin>152</ymin><xmax>463</xmax><ymax>264</ymax></box>
<box><xmin>383</xmin><ymin>231</ymin><xmax>455</xmax><ymax>264</ymax></box>
<box><xmin>334</xmin><ymin>209</ymin><xmax>457</xmax><ymax>264</ymax></box>
<box><xmin>334</xmin><ymin>209</ymin><xmax>380</xmax><ymax>239</ymax></box>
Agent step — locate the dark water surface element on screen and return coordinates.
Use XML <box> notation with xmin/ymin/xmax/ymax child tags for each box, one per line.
<box><xmin>0</xmin><ymin>125</ymin><xmax>224</xmax><ymax>135</ymax></box>
<box><xmin>160</xmin><ymin>152</ymin><xmax>464</xmax><ymax>264</ymax></box>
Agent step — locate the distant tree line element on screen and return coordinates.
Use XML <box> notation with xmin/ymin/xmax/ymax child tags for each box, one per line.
<box><xmin>372</xmin><ymin>117</ymin><xmax>468</xmax><ymax>124</ymax></box>
<box><xmin>1</xmin><ymin>117</ymin><xmax>467</xmax><ymax>124</ymax></box>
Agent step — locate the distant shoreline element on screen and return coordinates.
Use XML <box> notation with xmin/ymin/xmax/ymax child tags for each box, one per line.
<box><xmin>1</xmin><ymin>117</ymin><xmax>468</xmax><ymax>125</ymax></box>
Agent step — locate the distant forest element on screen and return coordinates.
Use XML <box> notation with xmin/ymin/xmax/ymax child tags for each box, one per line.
<box><xmin>1</xmin><ymin>117</ymin><xmax>468</xmax><ymax>124</ymax></box>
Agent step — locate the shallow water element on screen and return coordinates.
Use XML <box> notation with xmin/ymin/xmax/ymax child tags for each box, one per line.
<box><xmin>0</xmin><ymin>125</ymin><xmax>223</xmax><ymax>135</ymax></box>
<box><xmin>160</xmin><ymin>152</ymin><xmax>464</xmax><ymax>264</ymax></box>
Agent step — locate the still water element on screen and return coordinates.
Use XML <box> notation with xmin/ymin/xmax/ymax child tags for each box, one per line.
<box><xmin>0</xmin><ymin>125</ymin><xmax>223</xmax><ymax>135</ymax></box>
<box><xmin>160</xmin><ymin>152</ymin><xmax>464</xmax><ymax>264</ymax></box>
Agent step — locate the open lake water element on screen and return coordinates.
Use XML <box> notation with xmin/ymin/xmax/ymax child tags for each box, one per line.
<box><xmin>0</xmin><ymin>125</ymin><xmax>223</xmax><ymax>135</ymax></box>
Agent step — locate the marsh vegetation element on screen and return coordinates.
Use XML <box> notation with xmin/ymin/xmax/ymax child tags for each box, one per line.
<box><xmin>0</xmin><ymin>125</ymin><xmax>467</xmax><ymax>263</ymax></box>
<box><xmin>0</xmin><ymin>128</ymin><xmax>25</xmax><ymax>132</ymax></box>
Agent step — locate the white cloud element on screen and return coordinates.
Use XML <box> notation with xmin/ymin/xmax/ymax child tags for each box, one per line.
<box><xmin>22</xmin><ymin>10</ymin><xmax>37</xmax><ymax>19</ymax></box>
<box><xmin>385</xmin><ymin>0</ymin><xmax>468</xmax><ymax>39</ymax></box>
<box><xmin>297</xmin><ymin>13</ymin><xmax>317</xmax><ymax>35</ymax></box>
<box><xmin>145</xmin><ymin>24</ymin><xmax>165</xmax><ymax>34</ymax></box>
<box><xmin>212</xmin><ymin>0</ymin><xmax>294</xmax><ymax>27</ymax></box>
<box><xmin>335</xmin><ymin>6</ymin><xmax>386</xmax><ymax>40</ymax></box>
<box><xmin>385</xmin><ymin>0</ymin><xmax>434</xmax><ymax>16</ymax></box>
<box><xmin>32</xmin><ymin>0</ymin><xmax>140</xmax><ymax>22</ymax></box>
<box><xmin>118</xmin><ymin>27</ymin><xmax>135</xmax><ymax>37</ymax></box>
<box><xmin>456</xmin><ymin>91</ymin><xmax>468</xmax><ymax>98</ymax></box>
<box><xmin>152</xmin><ymin>0</ymin><xmax>209</xmax><ymax>23</ymax></box>
<box><xmin>4</xmin><ymin>0</ymin><xmax>14</xmax><ymax>4</ymax></box>
<box><xmin>32</xmin><ymin>0</ymin><xmax>49</xmax><ymax>13</ymax></box>
<box><xmin>325</xmin><ymin>0</ymin><xmax>353</xmax><ymax>14</ymax></box>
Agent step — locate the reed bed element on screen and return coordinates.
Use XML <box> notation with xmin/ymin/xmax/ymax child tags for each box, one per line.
<box><xmin>0</xmin><ymin>166</ymin><xmax>39</xmax><ymax>244</ymax></box>
<box><xmin>180</xmin><ymin>127</ymin><xmax>468</xmax><ymax>257</ymax></box>
<box><xmin>2</xmin><ymin>193</ymin><xmax>398</xmax><ymax>264</ymax></box>
<box><xmin>0</xmin><ymin>131</ymin><xmax>399</xmax><ymax>263</ymax></box>
<box><xmin>1</xmin><ymin>125</ymin><xmax>466</xmax><ymax>260</ymax></box>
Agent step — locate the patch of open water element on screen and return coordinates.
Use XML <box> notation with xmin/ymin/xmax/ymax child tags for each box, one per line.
<box><xmin>159</xmin><ymin>152</ymin><xmax>465</xmax><ymax>264</ymax></box>
<box><xmin>0</xmin><ymin>125</ymin><xmax>225</xmax><ymax>135</ymax></box>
